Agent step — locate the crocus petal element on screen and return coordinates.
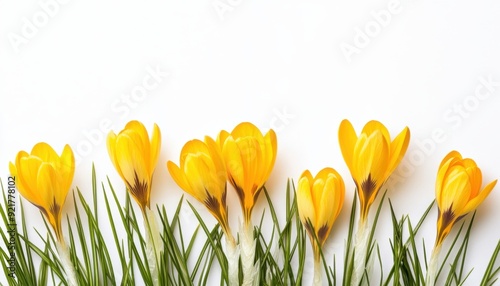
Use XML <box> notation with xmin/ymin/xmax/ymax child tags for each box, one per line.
<box><xmin>440</xmin><ymin>168</ymin><xmax>470</xmax><ymax>212</ymax></box>
<box><xmin>259</xmin><ymin>130</ymin><xmax>277</xmax><ymax>184</ymax></box>
<box><xmin>167</xmin><ymin>161</ymin><xmax>192</xmax><ymax>197</ymax></box>
<box><xmin>435</xmin><ymin>158</ymin><xmax>453</xmax><ymax>206</ymax></box>
<box><xmin>338</xmin><ymin>119</ymin><xmax>357</xmax><ymax>173</ymax></box>
<box><xmin>106</xmin><ymin>120</ymin><xmax>161</xmax><ymax>211</ymax></box>
<box><xmin>115</xmin><ymin>133</ymin><xmax>149</xmax><ymax>186</ymax></box>
<box><xmin>386</xmin><ymin>127</ymin><xmax>410</xmax><ymax>176</ymax></box>
<box><xmin>234</xmin><ymin>137</ymin><xmax>260</xmax><ymax>193</ymax></box>
<box><xmin>219</xmin><ymin>122</ymin><xmax>277</xmax><ymax>224</ymax></box>
<box><xmin>222</xmin><ymin>137</ymin><xmax>245</xmax><ymax>191</ymax></box>
<box><xmin>31</xmin><ymin>142</ymin><xmax>59</xmax><ymax>163</ymax></box>
<box><xmin>296</xmin><ymin>167</ymin><xmax>345</xmax><ymax>260</ymax></box>
<box><xmin>312</xmin><ymin>178</ymin><xmax>326</xmax><ymax>221</ymax></box>
<box><xmin>16</xmin><ymin>156</ymin><xmax>45</xmax><ymax>205</ymax></box>
<box><xmin>149</xmin><ymin>123</ymin><xmax>162</xmax><ymax>174</ymax></box>
<box><xmin>297</xmin><ymin>173</ymin><xmax>316</xmax><ymax>228</ymax></box>
<box><xmin>434</xmin><ymin>150</ymin><xmax>496</xmax><ymax>247</ymax></box>
<box><xmin>353</xmin><ymin>132</ymin><xmax>388</xmax><ymax>187</ymax></box>
<box><xmin>317</xmin><ymin>176</ymin><xmax>335</xmax><ymax>231</ymax></box>
<box><xmin>231</xmin><ymin>122</ymin><xmax>263</xmax><ymax>139</ymax></box>
<box><xmin>205</xmin><ymin>136</ymin><xmax>226</xmax><ymax>177</ymax></box>
<box><xmin>10</xmin><ymin>143</ymin><xmax>74</xmax><ymax>242</ymax></box>
<box><xmin>167</xmin><ymin>135</ymin><xmax>231</xmax><ymax>237</ymax></box>
<box><xmin>125</xmin><ymin>121</ymin><xmax>151</xmax><ymax>159</ymax></box>
<box><xmin>330</xmin><ymin>170</ymin><xmax>345</xmax><ymax>219</ymax></box>
<box><xmin>59</xmin><ymin>145</ymin><xmax>75</xmax><ymax>193</ymax></box>
<box><xmin>182</xmin><ymin>139</ymin><xmax>209</xmax><ymax>161</ymax></box>
<box><xmin>107</xmin><ymin>132</ymin><xmax>124</xmax><ymax>179</ymax></box>
<box><xmin>37</xmin><ymin>163</ymin><xmax>62</xmax><ymax>211</ymax></box>
<box><xmin>184</xmin><ymin>153</ymin><xmax>214</xmax><ymax>201</ymax></box>
<box><xmin>339</xmin><ymin>119</ymin><xmax>410</xmax><ymax>222</ymax></box>
<box><xmin>461</xmin><ymin>179</ymin><xmax>497</xmax><ymax>215</ymax></box>
<box><xmin>216</xmin><ymin>130</ymin><xmax>230</xmax><ymax>149</ymax></box>
<box><xmin>463</xmin><ymin>160</ymin><xmax>482</xmax><ymax>198</ymax></box>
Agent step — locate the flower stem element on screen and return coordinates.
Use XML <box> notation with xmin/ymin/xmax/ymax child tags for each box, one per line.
<box><xmin>352</xmin><ymin>218</ymin><xmax>370</xmax><ymax>286</ymax></box>
<box><xmin>56</xmin><ymin>239</ymin><xmax>77</xmax><ymax>286</ymax></box>
<box><xmin>144</xmin><ymin>208</ymin><xmax>162</xmax><ymax>286</ymax></box>
<box><xmin>240</xmin><ymin>221</ymin><xmax>258</xmax><ymax>286</ymax></box>
<box><xmin>425</xmin><ymin>244</ymin><xmax>442</xmax><ymax>286</ymax></box>
<box><xmin>225</xmin><ymin>236</ymin><xmax>240</xmax><ymax>286</ymax></box>
<box><xmin>313</xmin><ymin>256</ymin><xmax>322</xmax><ymax>286</ymax></box>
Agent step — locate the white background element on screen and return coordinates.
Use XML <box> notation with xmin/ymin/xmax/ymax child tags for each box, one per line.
<box><xmin>1</xmin><ymin>0</ymin><xmax>500</xmax><ymax>285</ymax></box>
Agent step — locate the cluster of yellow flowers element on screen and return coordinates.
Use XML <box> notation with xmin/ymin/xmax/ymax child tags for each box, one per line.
<box><xmin>8</xmin><ymin>119</ymin><xmax>497</xmax><ymax>285</ymax></box>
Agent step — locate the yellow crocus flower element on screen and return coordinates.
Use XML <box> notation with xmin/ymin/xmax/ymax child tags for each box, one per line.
<box><xmin>217</xmin><ymin>122</ymin><xmax>277</xmax><ymax>224</ymax></box>
<box><xmin>167</xmin><ymin>136</ymin><xmax>234</xmax><ymax>241</ymax></box>
<box><xmin>9</xmin><ymin>142</ymin><xmax>75</xmax><ymax>241</ymax></box>
<box><xmin>297</xmin><ymin>168</ymin><xmax>345</xmax><ymax>261</ymax></box>
<box><xmin>338</xmin><ymin>119</ymin><xmax>410</xmax><ymax>222</ymax></box>
<box><xmin>426</xmin><ymin>150</ymin><xmax>497</xmax><ymax>286</ymax></box>
<box><xmin>434</xmin><ymin>150</ymin><xmax>497</xmax><ymax>247</ymax></box>
<box><xmin>107</xmin><ymin>120</ymin><xmax>161</xmax><ymax>213</ymax></box>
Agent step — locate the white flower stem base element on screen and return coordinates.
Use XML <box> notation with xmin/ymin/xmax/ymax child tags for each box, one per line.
<box><xmin>56</xmin><ymin>239</ymin><xmax>77</xmax><ymax>286</ymax></box>
<box><xmin>225</xmin><ymin>237</ymin><xmax>240</xmax><ymax>286</ymax></box>
<box><xmin>352</xmin><ymin>219</ymin><xmax>370</xmax><ymax>286</ymax></box>
<box><xmin>144</xmin><ymin>208</ymin><xmax>162</xmax><ymax>286</ymax></box>
<box><xmin>313</xmin><ymin>258</ymin><xmax>322</xmax><ymax>286</ymax></box>
<box><xmin>425</xmin><ymin>244</ymin><xmax>442</xmax><ymax>286</ymax></box>
<box><xmin>240</xmin><ymin>222</ymin><xmax>258</xmax><ymax>286</ymax></box>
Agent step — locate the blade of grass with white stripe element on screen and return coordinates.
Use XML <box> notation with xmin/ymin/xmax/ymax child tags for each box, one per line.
<box><xmin>104</xmin><ymin>173</ymin><xmax>160</xmax><ymax>285</ymax></box>
<box><xmin>102</xmin><ymin>176</ymin><xmax>135</xmax><ymax>285</ymax></box>
<box><xmin>258</xmin><ymin>181</ymin><xmax>307</xmax><ymax>285</ymax></box>
<box><xmin>480</xmin><ymin>240</ymin><xmax>500</xmax><ymax>286</ymax></box>
<box><xmin>383</xmin><ymin>200</ymin><xmax>434</xmax><ymax>286</ymax></box>
<box><xmin>343</xmin><ymin>190</ymin><xmax>358</xmax><ymax>286</ymax></box>
<box><xmin>187</xmin><ymin>200</ymin><xmax>229</xmax><ymax>285</ymax></box>
<box><xmin>387</xmin><ymin>203</ymin><xmax>476</xmax><ymax>286</ymax></box>
<box><xmin>442</xmin><ymin>213</ymin><xmax>475</xmax><ymax>285</ymax></box>
<box><xmin>159</xmin><ymin>199</ymin><xmax>195</xmax><ymax>286</ymax></box>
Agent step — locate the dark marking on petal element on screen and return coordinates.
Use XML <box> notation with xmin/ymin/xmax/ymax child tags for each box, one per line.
<box><xmin>436</xmin><ymin>206</ymin><xmax>459</xmax><ymax>246</ymax></box>
<box><xmin>221</xmin><ymin>185</ymin><xmax>227</xmax><ymax>209</ymax></box>
<box><xmin>127</xmin><ymin>171</ymin><xmax>149</xmax><ymax>210</ymax></box>
<box><xmin>229</xmin><ymin>176</ymin><xmax>245</xmax><ymax>203</ymax></box>
<box><xmin>204</xmin><ymin>189</ymin><xmax>230</xmax><ymax>231</ymax></box>
<box><xmin>361</xmin><ymin>173</ymin><xmax>377</xmax><ymax>198</ymax></box>
<box><xmin>317</xmin><ymin>224</ymin><xmax>330</xmax><ymax>243</ymax></box>
<box><xmin>204</xmin><ymin>191</ymin><xmax>221</xmax><ymax>215</ymax></box>
<box><xmin>304</xmin><ymin>219</ymin><xmax>315</xmax><ymax>238</ymax></box>
<box><xmin>46</xmin><ymin>197</ymin><xmax>63</xmax><ymax>240</ymax></box>
<box><xmin>440</xmin><ymin>206</ymin><xmax>456</xmax><ymax>229</ymax></box>
<box><xmin>49</xmin><ymin>197</ymin><xmax>61</xmax><ymax>217</ymax></box>
<box><xmin>33</xmin><ymin>203</ymin><xmax>49</xmax><ymax>218</ymax></box>
<box><xmin>253</xmin><ymin>185</ymin><xmax>264</xmax><ymax>203</ymax></box>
